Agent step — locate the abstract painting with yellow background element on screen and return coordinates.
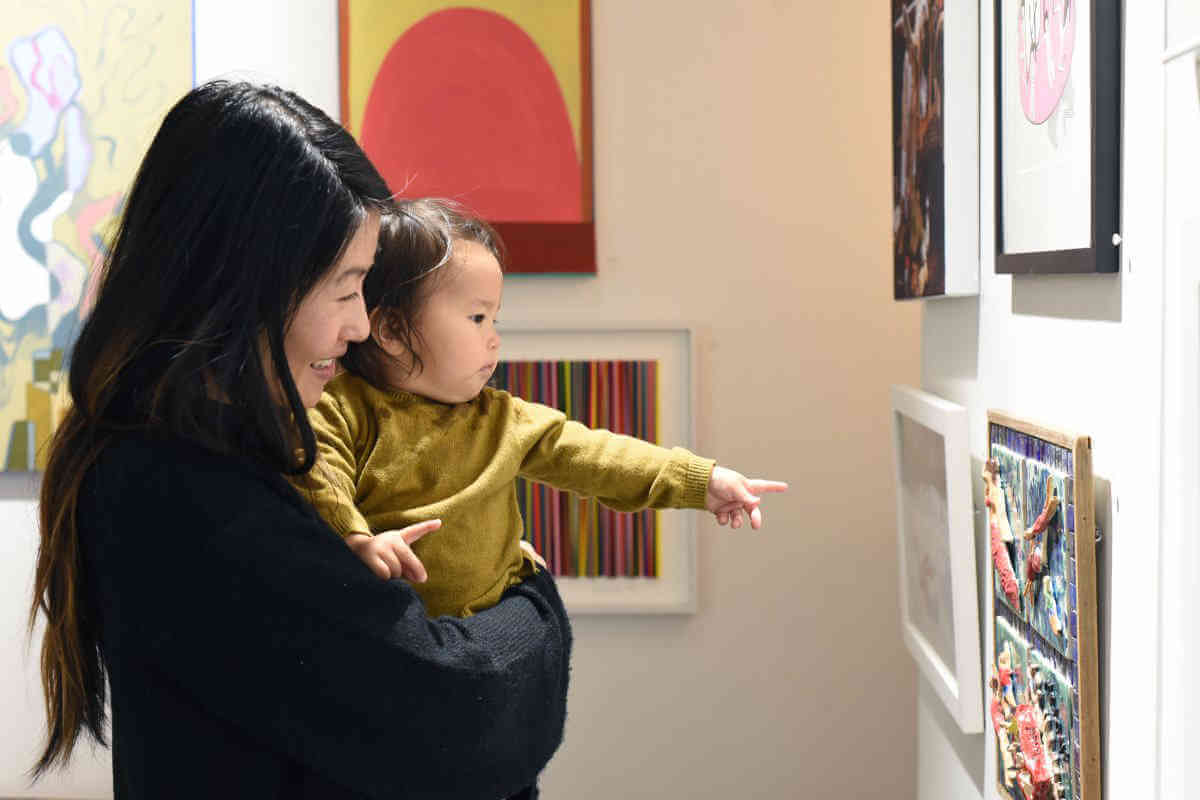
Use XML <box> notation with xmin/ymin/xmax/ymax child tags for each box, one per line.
<box><xmin>340</xmin><ymin>0</ymin><xmax>594</xmax><ymax>274</ymax></box>
<box><xmin>0</xmin><ymin>2</ymin><xmax>191</xmax><ymax>470</ymax></box>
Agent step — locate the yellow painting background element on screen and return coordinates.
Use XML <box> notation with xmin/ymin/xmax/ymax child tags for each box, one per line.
<box><xmin>343</xmin><ymin>0</ymin><xmax>583</xmax><ymax>156</ymax></box>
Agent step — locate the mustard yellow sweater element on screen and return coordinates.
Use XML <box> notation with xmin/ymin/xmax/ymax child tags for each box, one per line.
<box><xmin>294</xmin><ymin>372</ymin><xmax>715</xmax><ymax>618</ymax></box>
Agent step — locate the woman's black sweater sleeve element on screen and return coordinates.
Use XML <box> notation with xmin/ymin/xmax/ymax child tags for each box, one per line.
<box><xmin>81</xmin><ymin>436</ymin><xmax>571</xmax><ymax>799</ymax></box>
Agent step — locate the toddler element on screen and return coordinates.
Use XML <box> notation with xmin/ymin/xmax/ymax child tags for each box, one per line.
<box><xmin>296</xmin><ymin>198</ymin><xmax>787</xmax><ymax>618</ymax></box>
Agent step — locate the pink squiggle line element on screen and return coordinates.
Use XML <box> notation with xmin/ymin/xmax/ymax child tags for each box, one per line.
<box><xmin>28</xmin><ymin>36</ymin><xmax>71</xmax><ymax>112</ymax></box>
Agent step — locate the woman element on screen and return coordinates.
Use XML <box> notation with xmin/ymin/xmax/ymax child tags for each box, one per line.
<box><xmin>30</xmin><ymin>81</ymin><xmax>570</xmax><ymax>798</ymax></box>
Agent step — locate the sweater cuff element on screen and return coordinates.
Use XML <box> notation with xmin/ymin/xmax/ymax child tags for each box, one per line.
<box><xmin>330</xmin><ymin>507</ymin><xmax>372</xmax><ymax>539</ymax></box>
<box><xmin>681</xmin><ymin>453</ymin><xmax>716</xmax><ymax>509</ymax></box>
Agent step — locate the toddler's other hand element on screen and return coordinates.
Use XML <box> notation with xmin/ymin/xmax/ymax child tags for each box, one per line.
<box><xmin>519</xmin><ymin>539</ymin><xmax>547</xmax><ymax>570</ymax></box>
<box><xmin>705</xmin><ymin>466</ymin><xmax>788</xmax><ymax>530</ymax></box>
<box><xmin>346</xmin><ymin>519</ymin><xmax>441</xmax><ymax>582</ymax></box>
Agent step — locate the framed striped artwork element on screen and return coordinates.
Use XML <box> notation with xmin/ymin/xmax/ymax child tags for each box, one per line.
<box><xmin>495</xmin><ymin>325</ymin><xmax>696</xmax><ymax>613</ymax></box>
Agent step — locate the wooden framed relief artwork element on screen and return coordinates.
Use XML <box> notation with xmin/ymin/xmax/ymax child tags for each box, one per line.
<box><xmin>994</xmin><ymin>0</ymin><xmax>1121</xmax><ymax>274</ymax></box>
<box><xmin>984</xmin><ymin>412</ymin><xmax>1100</xmax><ymax>800</ymax></box>
<box><xmin>339</xmin><ymin>1</ymin><xmax>595</xmax><ymax>275</ymax></box>
<box><xmin>892</xmin><ymin>0</ymin><xmax>980</xmax><ymax>299</ymax></box>
<box><xmin>0</xmin><ymin>2</ymin><xmax>193</xmax><ymax>471</ymax></box>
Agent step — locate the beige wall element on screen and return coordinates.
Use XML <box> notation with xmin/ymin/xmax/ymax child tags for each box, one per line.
<box><xmin>521</xmin><ymin>3</ymin><xmax>923</xmax><ymax>797</ymax></box>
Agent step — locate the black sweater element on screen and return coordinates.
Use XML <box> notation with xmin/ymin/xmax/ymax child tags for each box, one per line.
<box><xmin>77</xmin><ymin>433</ymin><xmax>571</xmax><ymax>798</ymax></box>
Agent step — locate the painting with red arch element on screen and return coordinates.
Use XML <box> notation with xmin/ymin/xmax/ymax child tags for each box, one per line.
<box><xmin>341</xmin><ymin>2</ymin><xmax>595</xmax><ymax>274</ymax></box>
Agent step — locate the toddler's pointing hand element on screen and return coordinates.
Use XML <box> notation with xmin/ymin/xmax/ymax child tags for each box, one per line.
<box><xmin>704</xmin><ymin>466</ymin><xmax>788</xmax><ymax>530</ymax></box>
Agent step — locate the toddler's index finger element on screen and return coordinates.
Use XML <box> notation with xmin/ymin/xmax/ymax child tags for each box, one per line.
<box><xmin>398</xmin><ymin>518</ymin><xmax>442</xmax><ymax>545</ymax></box>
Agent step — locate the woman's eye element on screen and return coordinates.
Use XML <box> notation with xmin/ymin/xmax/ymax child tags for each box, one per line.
<box><xmin>339</xmin><ymin>293</ymin><xmax>359</xmax><ymax>302</ymax></box>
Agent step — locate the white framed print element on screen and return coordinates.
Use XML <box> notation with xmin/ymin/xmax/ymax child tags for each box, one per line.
<box><xmin>496</xmin><ymin>324</ymin><xmax>697</xmax><ymax>614</ymax></box>
<box><xmin>890</xmin><ymin>385</ymin><xmax>982</xmax><ymax>732</ymax></box>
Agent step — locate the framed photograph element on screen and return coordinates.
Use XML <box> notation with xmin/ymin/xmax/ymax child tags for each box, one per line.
<box><xmin>339</xmin><ymin>0</ymin><xmax>595</xmax><ymax>275</ymax></box>
<box><xmin>994</xmin><ymin>0</ymin><xmax>1121</xmax><ymax>274</ymax></box>
<box><xmin>984</xmin><ymin>412</ymin><xmax>1099</xmax><ymax>800</ymax></box>
<box><xmin>892</xmin><ymin>0</ymin><xmax>979</xmax><ymax>299</ymax></box>
<box><xmin>497</xmin><ymin>325</ymin><xmax>696</xmax><ymax>614</ymax></box>
<box><xmin>890</xmin><ymin>386</ymin><xmax>982</xmax><ymax>732</ymax></box>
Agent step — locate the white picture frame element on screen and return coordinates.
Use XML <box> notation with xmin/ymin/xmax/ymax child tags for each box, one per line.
<box><xmin>499</xmin><ymin>324</ymin><xmax>697</xmax><ymax>614</ymax></box>
<box><xmin>890</xmin><ymin>385</ymin><xmax>982</xmax><ymax>732</ymax></box>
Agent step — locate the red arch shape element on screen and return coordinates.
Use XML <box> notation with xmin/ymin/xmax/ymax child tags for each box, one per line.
<box><xmin>361</xmin><ymin>8</ymin><xmax>582</xmax><ymax>222</ymax></box>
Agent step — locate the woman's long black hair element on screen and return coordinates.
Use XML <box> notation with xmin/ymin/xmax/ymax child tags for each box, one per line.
<box><xmin>30</xmin><ymin>80</ymin><xmax>391</xmax><ymax>776</ymax></box>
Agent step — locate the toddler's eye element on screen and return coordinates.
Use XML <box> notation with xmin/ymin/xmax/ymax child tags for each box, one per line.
<box><xmin>470</xmin><ymin>314</ymin><xmax>486</xmax><ymax>324</ymax></box>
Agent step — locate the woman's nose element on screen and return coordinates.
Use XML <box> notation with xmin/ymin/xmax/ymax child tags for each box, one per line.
<box><xmin>345</xmin><ymin>297</ymin><xmax>370</xmax><ymax>342</ymax></box>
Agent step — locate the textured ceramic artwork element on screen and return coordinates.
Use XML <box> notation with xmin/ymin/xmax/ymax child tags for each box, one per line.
<box><xmin>985</xmin><ymin>424</ymin><xmax>1085</xmax><ymax>800</ymax></box>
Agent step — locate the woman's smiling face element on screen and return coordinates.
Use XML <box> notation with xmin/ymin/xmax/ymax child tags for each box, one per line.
<box><xmin>283</xmin><ymin>214</ymin><xmax>379</xmax><ymax>407</ymax></box>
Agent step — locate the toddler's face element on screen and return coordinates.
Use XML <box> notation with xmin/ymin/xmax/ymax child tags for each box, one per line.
<box><xmin>398</xmin><ymin>239</ymin><xmax>503</xmax><ymax>403</ymax></box>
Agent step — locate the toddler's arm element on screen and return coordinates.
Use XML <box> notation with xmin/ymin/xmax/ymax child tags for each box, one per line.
<box><xmin>299</xmin><ymin>393</ymin><xmax>444</xmax><ymax>581</ymax></box>
<box><xmin>514</xmin><ymin>397</ymin><xmax>786</xmax><ymax>525</ymax></box>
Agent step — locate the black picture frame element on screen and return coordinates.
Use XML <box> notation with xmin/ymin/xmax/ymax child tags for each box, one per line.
<box><xmin>994</xmin><ymin>0</ymin><xmax>1122</xmax><ymax>274</ymax></box>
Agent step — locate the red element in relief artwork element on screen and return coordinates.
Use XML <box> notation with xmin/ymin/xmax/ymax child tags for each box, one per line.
<box><xmin>992</xmin><ymin>521</ymin><xmax>1021</xmax><ymax>609</ymax></box>
<box><xmin>989</xmin><ymin>696</ymin><xmax>1008</xmax><ymax>738</ymax></box>
<box><xmin>983</xmin><ymin>459</ymin><xmax>1021</xmax><ymax>610</ymax></box>
<box><xmin>1016</xmin><ymin>705</ymin><xmax>1053</xmax><ymax>784</ymax></box>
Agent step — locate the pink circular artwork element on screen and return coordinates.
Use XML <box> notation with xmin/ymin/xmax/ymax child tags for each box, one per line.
<box><xmin>1015</xmin><ymin>0</ymin><xmax>1077</xmax><ymax>124</ymax></box>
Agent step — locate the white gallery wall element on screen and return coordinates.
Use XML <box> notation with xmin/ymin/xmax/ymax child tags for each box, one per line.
<box><xmin>1</xmin><ymin>1</ymin><xmax>924</xmax><ymax>798</ymax></box>
<box><xmin>1155</xmin><ymin>1</ymin><xmax>1200</xmax><ymax>798</ymax></box>
<box><xmin>918</xmin><ymin>2</ymin><xmax>1178</xmax><ymax>799</ymax></box>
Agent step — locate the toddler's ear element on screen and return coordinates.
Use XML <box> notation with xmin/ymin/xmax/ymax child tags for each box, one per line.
<box><xmin>369</xmin><ymin>308</ymin><xmax>403</xmax><ymax>354</ymax></box>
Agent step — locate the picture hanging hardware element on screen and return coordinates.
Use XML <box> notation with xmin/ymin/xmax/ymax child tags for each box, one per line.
<box><xmin>1161</xmin><ymin>36</ymin><xmax>1200</xmax><ymax>65</ymax></box>
<box><xmin>1110</xmin><ymin>233</ymin><xmax>1122</xmax><ymax>247</ymax></box>
<box><xmin>1094</xmin><ymin>524</ymin><xmax>1103</xmax><ymax>544</ymax></box>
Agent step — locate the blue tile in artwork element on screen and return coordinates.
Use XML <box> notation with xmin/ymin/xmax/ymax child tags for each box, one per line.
<box><xmin>1068</xmin><ymin>451</ymin><xmax>1074</xmax><ymax>473</ymax></box>
<box><xmin>1066</xmin><ymin>532</ymin><xmax>1075</xmax><ymax>558</ymax></box>
<box><xmin>1066</xmin><ymin>476</ymin><xmax>1074</xmax><ymax>500</ymax></box>
<box><xmin>1067</xmin><ymin>504</ymin><xmax>1075</xmax><ymax>530</ymax></box>
<box><xmin>1069</xmin><ymin>582</ymin><xmax>1077</xmax><ymax>610</ymax></box>
<box><xmin>1070</xmin><ymin>611</ymin><xmax>1077</xmax><ymax>638</ymax></box>
<box><xmin>1069</xmin><ymin>639</ymin><xmax>1077</xmax><ymax>661</ymax></box>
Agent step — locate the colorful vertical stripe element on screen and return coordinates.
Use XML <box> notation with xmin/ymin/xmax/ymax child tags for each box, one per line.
<box><xmin>495</xmin><ymin>360</ymin><xmax>660</xmax><ymax>578</ymax></box>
